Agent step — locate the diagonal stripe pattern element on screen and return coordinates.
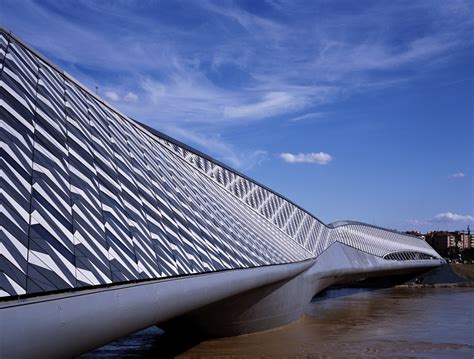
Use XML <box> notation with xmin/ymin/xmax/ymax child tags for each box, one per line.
<box><xmin>0</xmin><ymin>30</ymin><xmax>441</xmax><ymax>298</ymax></box>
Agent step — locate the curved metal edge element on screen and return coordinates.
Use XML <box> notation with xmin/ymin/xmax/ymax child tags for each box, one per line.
<box><xmin>0</xmin><ymin>259</ymin><xmax>315</xmax><ymax>358</ymax></box>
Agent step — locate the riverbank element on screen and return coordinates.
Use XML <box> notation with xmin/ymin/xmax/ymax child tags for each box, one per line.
<box><xmin>451</xmin><ymin>263</ymin><xmax>474</xmax><ymax>281</ymax></box>
<box><xmin>394</xmin><ymin>263</ymin><xmax>474</xmax><ymax>288</ymax></box>
<box><xmin>396</xmin><ymin>282</ymin><xmax>473</xmax><ymax>288</ymax></box>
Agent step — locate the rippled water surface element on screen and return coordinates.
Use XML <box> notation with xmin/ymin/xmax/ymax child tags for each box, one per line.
<box><xmin>81</xmin><ymin>287</ymin><xmax>473</xmax><ymax>358</ymax></box>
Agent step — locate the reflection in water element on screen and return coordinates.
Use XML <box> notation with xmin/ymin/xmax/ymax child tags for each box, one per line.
<box><xmin>80</xmin><ymin>288</ymin><xmax>473</xmax><ymax>358</ymax></box>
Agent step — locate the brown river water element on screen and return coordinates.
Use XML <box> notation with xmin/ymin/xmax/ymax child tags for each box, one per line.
<box><xmin>80</xmin><ymin>287</ymin><xmax>473</xmax><ymax>358</ymax></box>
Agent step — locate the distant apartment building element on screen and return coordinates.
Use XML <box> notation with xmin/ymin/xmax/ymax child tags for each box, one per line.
<box><xmin>458</xmin><ymin>232</ymin><xmax>472</xmax><ymax>249</ymax></box>
<box><xmin>424</xmin><ymin>230</ymin><xmax>473</xmax><ymax>258</ymax></box>
<box><xmin>425</xmin><ymin>233</ymin><xmax>454</xmax><ymax>256</ymax></box>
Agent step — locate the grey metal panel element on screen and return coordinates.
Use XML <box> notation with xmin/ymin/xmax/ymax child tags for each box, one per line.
<box><xmin>0</xmin><ymin>32</ymin><xmax>8</xmax><ymax>70</ymax></box>
<box><xmin>0</xmin><ymin>40</ymin><xmax>38</xmax><ymax>296</ymax></box>
<box><xmin>28</xmin><ymin>60</ymin><xmax>76</xmax><ymax>293</ymax></box>
<box><xmin>65</xmin><ymin>80</ymin><xmax>113</xmax><ymax>286</ymax></box>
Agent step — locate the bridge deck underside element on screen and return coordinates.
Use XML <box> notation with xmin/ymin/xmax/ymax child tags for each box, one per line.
<box><xmin>0</xmin><ymin>242</ymin><xmax>441</xmax><ymax>358</ymax></box>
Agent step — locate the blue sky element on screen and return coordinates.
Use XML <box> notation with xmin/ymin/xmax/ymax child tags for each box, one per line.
<box><xmin>1</xmin><ymin>0</ymin><xmax>473</xmax><ymax>232</ymax></box>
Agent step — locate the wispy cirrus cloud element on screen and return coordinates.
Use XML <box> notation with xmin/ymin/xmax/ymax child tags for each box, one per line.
<box><xmin>223</xmin><ymin>91</ymin><xmax>305</xmax><ymax>120</ymax></box>
<box><xmin>279</xmin><ymin>152</ymin><xmax>333</xmax><ymax>165</ymax></box>
<box><xmin>105</xmin><ymin>90</ymin><xmax>139</xmax><ymax>104</ymax></box>
<box><xmin>162</xmin><ymin>125</ymin><xmax>268</xmax><ymax>170</ymax></box>
<box><xmin>104</xmin><ymin>90</ymin><xmax>120</xmax><ymax>102</ymax></box>
<box><xmin>290</xmin><ymin>112</ymin><xmax>326</xmax><ymax>122</ymax></box>
<box><xmin>1</xmin><ymin>0</ymin><xmax>472</xmax><ymax>169</ymax></box>
<box><xmin>449</xmin><ymin>172</ymin><xmax>465</xmax><ymax>179</ymax></box>
<box><xmin>124</xmin><ymin>92</ymin><xmax>138</xmax><ymax>103</ymax></box>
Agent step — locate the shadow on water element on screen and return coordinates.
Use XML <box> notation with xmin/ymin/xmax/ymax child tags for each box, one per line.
<box><xmin>151</xmin><ymin>318</ymin><xmax>211</xmax><ymax>358</ymax></box>
<box><xmin>312</xmin><ymin>286</ymin><xmax>381</xmax><ymax>302</ymax></box>
<box><xmin>79</xmin><ymin>318</ymin><xmax>211</xmax><ymax>358</ymax></box>
<box><xmin>311</xmin><ymin>272</ymin><xmax>420</xmax><ymax>302</ymax></box>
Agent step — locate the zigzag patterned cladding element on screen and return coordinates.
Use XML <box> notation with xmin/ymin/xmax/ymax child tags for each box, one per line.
<box><xmin>1</xmin><ymin>39</ymin><xmax>38</xmax><ymax>297</ymax></box>
<box><xmin>159</xmin><ymin>139</ymin><xmax>327</xmax><ymax>250</ymax></box>
<box><xmin>328</xmin><ymin>223</ymin><xmax>440</xmax><ymax>258</ymax></box>
<box><xmin>0</xmin><ymin>33</ymin><xmax>7</xmax><ymax>64</ymax></box>
<box><xmin>0</xmin><ymin>33</ymin><xmax>314</xmax><ymax>297</ymax></box>
<box><xmin>0</xmin><ymin>31</ymin><xmax>440</xmax><ymax>298</ymax></box>
<box><xmin>156</xmin><ymin>137</ymin><xmax>440</xmax><ymax>259</ymax></box>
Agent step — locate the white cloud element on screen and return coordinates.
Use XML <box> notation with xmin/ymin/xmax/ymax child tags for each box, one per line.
<box><xmin>449</xmin><ymin>172</ymin><xmax>465</xmax><ymax>178</ymax></box>
<box><xmin>279</xmin><ymin>152</ymin><xmax>333</xmax><ymax>165</ymax></box>
<box><xmin>162</xmin><ymin>125</ymin><xmax>267</xmax><ymax>170</ymax></box>
<box><xmin>124</xmin><ymin>92</ymin><xmax>138</xmax><ymax>103</ymax></box>
<box><xmin>6</xmin><ymin>0</ymin><xmax>472</xmax><ymax>129</ymax></box>
<box><xmin>223</xmin><ymin>92</ymin><xmax>303</xmax><ymax>119</ymax></box>
<box><xmin>290</xmin><ymin>112</ymin><xmax>326</xmax><ymax>122</ymax></box>
<box><xmin>407</xmin><ymin>212</ymin><xmax>474</xmax><ymax>230</ymax></box>
<box><xmin>104</xmin><ymin>90</ymin><xmax>120</xmax><ymax>102</ymax></box>
<box><xmin>433</xmin><ymin>212</ymin><xmax>474</xmax><ymax>223</ymax></box>
<box><xmin>5</xmin><ymin>0</ymin><xmax>472</xmax><ymax>165</ymax></box>
<box><xmin>135</xmin><ymin>76</ymin><xmax>329</xmax><ymax>125</ymax></box>
<box><xmin>105</xmin><ymin>90</ymin><xmax>139</xmax><ymax>104</ymax></box>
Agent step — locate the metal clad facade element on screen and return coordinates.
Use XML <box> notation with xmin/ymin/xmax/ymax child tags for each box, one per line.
<box><xmin>0</xmin><ymin>31</ymin><xmax>440</xmax><ymax>298</ymax></box>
